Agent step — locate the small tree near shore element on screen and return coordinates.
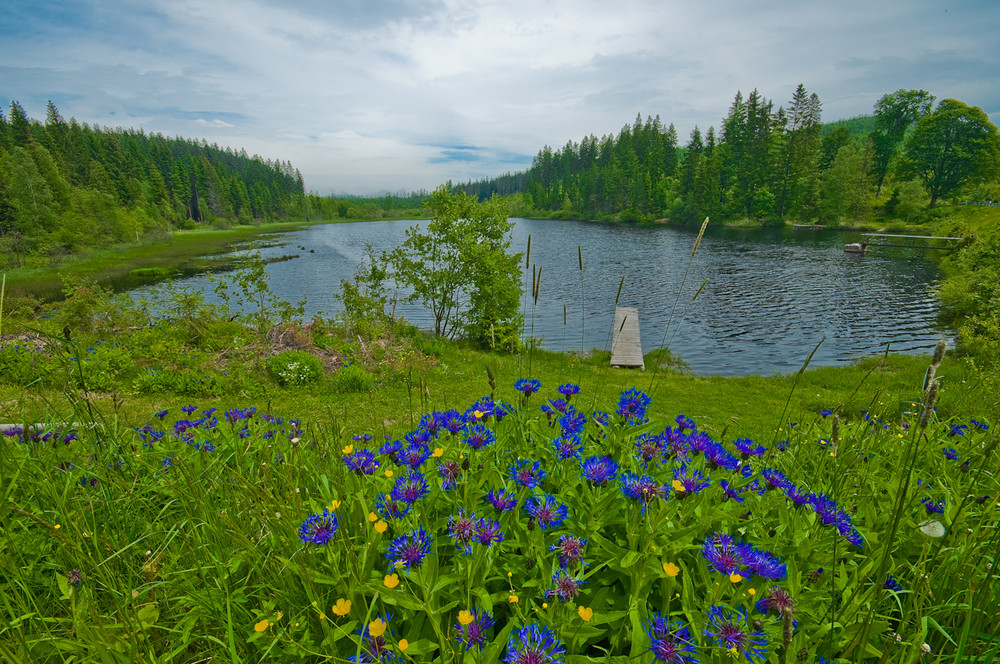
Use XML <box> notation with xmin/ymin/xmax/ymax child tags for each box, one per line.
<box><xmin>388</xmin><ymin>185</ymin><xmax>523</xmax><ymax>348</ymax></box>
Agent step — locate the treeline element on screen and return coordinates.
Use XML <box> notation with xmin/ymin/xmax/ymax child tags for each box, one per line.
<box><xmin>0</xmin><ymin>101</ymin><xmax>307</xmax><ymax>267</ymax></box>
<box><xmin>457</xmin><ymin>86</ymin><xmax>1000</xmax><ymax>224</ymax></box>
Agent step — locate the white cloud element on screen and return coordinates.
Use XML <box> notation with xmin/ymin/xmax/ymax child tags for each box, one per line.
<box><xmin>2</xmin><ymin>0</ymin><xmax>998</xmax><ymax>194</ymax></box>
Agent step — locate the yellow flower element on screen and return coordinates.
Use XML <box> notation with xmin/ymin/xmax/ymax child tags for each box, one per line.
<box><xmin>398</xmin><ymin>639</ymin><xmax>409</xmax><ymax>651</ymax></box>
<box><xmin>663</xmin><ymin>562</ymin><xmax>680</xmax><ymax>577</ymax></box>
<box><xmin>275</xmin><ymin>611</ymin><xmax>283</xmax><ymax>621</ymax></box>
<box><xmin>729</xmin><ymin>572</ymin><xmax>743</xmax><ymax>583</ymax></box>
<box><xmin>384</xmin><ymin>469</ymin><xmax>394</xmax><ymax>478</ymax></box>
<box><xmin>54</xmin><ymin>524</ymin><xmax>61</xmax><ymax>530</ymax></box>
<box><xmin>432</xmin><ymin>447</ymin><xmax>444</xmax><ymax>458</ymax></box>
<box><xmin>384</xmin><ymin>574</ymin><xmax>400</xmax><ymax>589</ymax></box>
<box><xmin>368</xmin><ymin>512</ymin><xmax>379</xmax><ymax>522</ymax></box>
<box><xmin>369</xmin><ymin>618</ymin><xmax>387</xmax><ymax>637</ymax></box>
<box><xmin>578</xmin><ymin>606</ymin><xmax>593</xmax><ymax>621</ymax></box>
<box><xmin>508</xmin><ymin>595</ymin><xmax>519</xmax><ymax>603</ymax></box>
<box><xmin>342</xmin><ymin>444</ymin><xmax>354</xmax><ymax>454</ymax></box>
<box><xmin>254</xmin><ymin>619</ymin><xmax>270</xmax><ymax>632</ymax></box>
<box><xmin>332</xmin><ymin>598</ymin><xmax>351</xmax><ymax>617</ymax></box>
<box><xmin>374</xmin><ymin>520</ymin><xmax>388</xmax><ymax>534</ymax></box>
<box><xmin>329</xmin><ymin>499</ymin><xmax>342</xmax><ymax>510</ymax></box>
<box><xmin>458</xmin><ymin>610</ymin><xmax>474</xmax><ymax>626</ymax></box>
<box><xmin>671</xmin><ymin>480</ymin><xmax>686</xmax><ymax>493</ymax></box>
<box><xmin>473</xmin><ymin>410</ymin><xmax>484</xmax><ymax>419</ymax></box>
<box><xmin>830</xmin><ymin>451</ymin><xmax>836</xmax><ymax>457</ymax></box>
<box><xmin>542</xmin><ymin>603</ymin><xmax>548</xmax><ymax>609</ymax></box>
<box><xmin>748</xmin><ymin>588</ymin><xmax>757</xmax><ymax>596</ymax></box>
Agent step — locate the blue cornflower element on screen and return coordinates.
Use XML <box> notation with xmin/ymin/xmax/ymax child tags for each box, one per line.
<box><xmin>580</xmin><ymin>455</ymin><xmax>619</xmax><ymax>486</ymax></box>
<box><xmin>515</xmin><ymin>378</ymin><xmax>542</xmax><ymax>397</ymax></box>
<box><xmin>504</xmin><ymin>623</ymin><xmax>566</xmax><ymax>664</ymax></box>
<box><xmin>720</xmin><ymin>480</ymin><xmax>747</xmax><ymax>503</ymax></box>
<box><xmin>942</xmin><ymin>447</ymin><xmax>959</xmax><ymax>461</ymax></box>
<box><xmin>635</xmin><ymin>433</ymin><xmax>665</xmax><ymax>466</ymax></box>
<box><xmin>820</xmin><ymin>409</ymin><xmax>832</xmax><ymax>417</ymax></box>
<box><xmin>463</xmin><ymin>423</ymin><xmax>495</xmax><ymax>450</ymax></box>
<box><xmin>557</xmin><ymin>383</ymin><xmax>580</xmax><ymax>399</ymax></box>
<box><xmin>620</xmin><ymin>473</ymin><xmax>668</xmax><ymax>510</ymax></box>
<box><xmin>922</xmin><ymin>498</ymin><xmax>945</xmax><ymax>514</ymax></box>
<box><xmin>466</xmin><ymin>396</ymin><xmax>498</xmax><ymax>421</ymax></box>
<box><xmin>761</xmin><ymin>469</ymin><xmax>793</xmax><ymax>491</ymax></box>
<box><xmin>398</xmin><ymin>442</ymin><xmax>432</xmax><ymax>468</ymax></box>
<box><xmin>385</xmin><ymin>527</ymin><xmax>433</xmax><ymax>570</ymax></box>
<box><xmin>350</xmin><ymin>612</ymin><xmax>396</xmax><ymax>663</ymax></box>
<box><xmin>455</xmin><ymin>609</ymin><xmax>495</xmax><ymax>651</ymax></box>
<box><xmin>733</xmin><ymin>438</ymin><xmax>767</xmax><ymax>458</ymax></box>
<box><xmin>559</xmin><ymin>407</ymin><xmax>586</xmax><ymax>436</ymax></box>
<box><xmin>949</xmin><ymin>424</ymin><xmax>968</xmax><ymax>436</ymax></box>
<box><xmin>439</xmin><ymin>460</ymin><xmax>462</xmax><ymax>490</ymax></box>
<box><xmin>405</xmin><ymin>428</ymin><xmax>433</xmax><ymax>446</ymax></box>
<box><xmin>449</xmin><ymin>510</ymin><xmax>479</xmax><ymax>554</ymax></box>
<box><xmin>618</xmin><ymin>388</ymin><xmax>652</xmax><ymax>425</ymax></box>
<box><xmin>510</xmin><ymin>459</ymin><xmax>546</xmax><ymax>489</ymax></box>
<box><xmin>702</xmin><ymin>532</ymin><xmax>746</xmax><ymax>576</ymax></box>
<box><xmin>549</xmin><ymin>535</ymin><xmax>587</xmax><ymax>569</ymax></box>
<box><xmin>389</xmin><ymin>470</ymin><xmax>430</xmax><ymax>505</ymax></box>
<box><xmin>755</xmin><ymin>586</ymin><xmax>796</xmax><ymax>616</ymax></box>
<box><xmin>379</xmin><ymin>438</ymin><xmax>402</xmax><ymax>461</ymax></box>
<box><xmin>884</xmin><ymin>575</ymin><xmax>903</xmax><ymax>592</ymax></box>
<box><xmin>545</xmin><ymin>571</ymin><xmax>584</xmax><ymax>602</ymax></box>
<box><xmin>419</xmin><ymin>413</ymin><xmax>443</xmax><ymax>437</ymax></box>
<box><xmin>704</xmin><ymin>605</ymin><xmax>767</xmax><ymax>663</ymax></box>
<box><xmin>541</xmin><ymin>398</ymin><xmax>570</xmax><ymax>418</ymax></box>
<box><xmin>743</xmin><ymin>547</ymin><xmax>787</xmax><ymax>581</ymax></box>
<box><xmin>702</xmin><ymin>441</ymin><xmax>741</xmax><ymax>472</ymax></box>
<box><xmin>475</xmin><ymin>518</ymin><xmax>504</xmax><ymax>546</ymax></box>
<box><xmin>523</xmin><ymin>494</ymin><xmax>568</xmax><ymax>530</ymax></box>
<box><xmin>591</xmin><ymin>411</ymin><xmax>611</xmax><ymax>427</ymax></box>
<box><xmin>375</xmin><ymin>494</ymin><xmax>411</xmax><ymax>521</ymax></box>
<box><xmin>345</xmin><ymin>449</ymin><xmax>379</xmax><ymax>475</ymax></box>
<box><xmin>552</xmin><ymin>434</ymin><xmax>582</xmax><ymax>460</ymax></box>
<box><xmin>181</xmin><ymin>405</ymin><xmax>198</xmax><ymax>413</ymax></box>
<box><xmin>484</xmin><ymin>489</ymin><xmax>518</xmax><ymax>512</ymax></box>
<box><xmin>675</xmin><ymin>414</ymin><xmax>696</xmax><ymax>431</ymax></box>
<box><xmin>672</xmin><ymin>465</ymin><xmax>711</xmax><ymax>496</ymax></box>
<box><xmin>154</xmin><ymin>409</ymin><xmax>168</xmax><ymax>419</ymax></box>
<box><xmin>440</xmin><ymin>410</ymin><xmax>465</xmax><ymax>434</ymax></box>
<box><xmin>643</xmin><ymin>613</ymin><xmax>700</xmax><ymax>664</ymax></box>
<box><xmin>971</xmin><ymin>419</ymin><xmax>990</xmax><ymax>430</ymax></box>
<box><xmin>298</xmin><ymin>509</ymin><xmax>339</xmax><ymax>546</ymax></box>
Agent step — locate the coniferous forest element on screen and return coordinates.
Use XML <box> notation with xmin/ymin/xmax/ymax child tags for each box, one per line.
<box><xmin>0</xmin><ymin>101</ymin><xmax>308</xmax><ymax>268</ymax></box>
<box><xmin>457</xmin><ymin>85</ymin><xmax>1000</xmax><ymax>224</ymax></box>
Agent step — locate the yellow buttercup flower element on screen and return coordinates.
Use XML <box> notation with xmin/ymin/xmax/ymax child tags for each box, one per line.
<box><xmin>473</xmin><ymin>410</ymin><xmax>484</xmax><ymax>419</ymax></box>
<box><xmin>578</xmin><ymin>606</ymin><xmax>593</xmax><ymax>621</ymax></box>
<box><xmin>384</xmin><ymin>574</ymin><xmax>400</xmax><ymax>589</ymax></box>
<box><xmin>748</xmin><ymin>588</ymin><xmax>757</xmax><ymax>597</ymax></box>
<box><xmin>398</xmin><ymin>639</ymin><xmax>409</xmax><ymax>651</ymax></box>
<box><xmin>254</xmin><ymin>619</ymin><xmax>270</xmax><ymax>632</ymax></box>
<box><xmin>342</xmin><ymin>444</ymin><xmax>354</xmax><ymax>454</ymax></box>
<box><xmin>374</xmin><ymin>520</ymin><xmax>388</xmax><ymax>534</ymax></box>
<box><xmin>329</xmin><ymin>499</ymin><xmax>342</xmax><ymax>510</ymax></box>
<box><xmin>542</xmin><ymin>603</ymin><xmax>548</xmax><ymax>609</ymax></box>
<box><xmin>384</xmin><ymin>469</ymin><xmax>393</xmax><ymax>478</ymax></box>
<box><xmin>332</xmin><ymin>598</ymin><xmax>351</xmax><ymax>617</ymax></box>
<box><xmin>458</xmin><ymin>610</ymin><xmax>474</xmax><ymax>626</ymax></box>
<box><xmin>368</xmin><ymin>512</ymin><xmax>379</xmax><ymax>522</ymax></box>
<box><xmin>369</xmin><ymin>618</ymin><xmax>386</xmax><ymax>637</ymax></box>
<box><xmin>663</xmin><ymin>562</ymin><xmax>680</xmax><ymax>577</ymax></box>
<box><xmin>671</xmin><ymin>480</ymin><xmax>686</xmax><ymax>492</ymax></box>
<box><xmin>508</xmin><ymin>595</ymin><xmax>519</xmax><ymax>603</ymax></box>
<box><xmin>432</xmin><ymin>447</ymin><xmax>444</xmax><ymax>457</ymax></box>
<box><xmin>729</xmin><ymin>572</ymin><xmax>743</xmax><ymax>583</ymax></box>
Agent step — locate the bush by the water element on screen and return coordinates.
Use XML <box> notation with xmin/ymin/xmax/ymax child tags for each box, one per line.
<box><xmin>2</xmin><ymin>376</ymin><xmax>997</xmax><ymax>663</ymax></box>
<box><xmin>267</xmin><ymin>348</ymin><xmax>325</xmax><ymax>387</ymax></box>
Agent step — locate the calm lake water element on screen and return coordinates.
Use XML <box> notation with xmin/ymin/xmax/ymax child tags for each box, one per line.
<box><xmin>128</xmin><ymin>218</ymin><xmax>950</xmax><ymax>376</ymax></box>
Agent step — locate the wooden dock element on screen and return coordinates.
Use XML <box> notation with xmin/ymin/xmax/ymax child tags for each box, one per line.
<box><xmin>610</xmin><ymin>306</ymin><xmax>644</xmax><ymax>369</ymax></box>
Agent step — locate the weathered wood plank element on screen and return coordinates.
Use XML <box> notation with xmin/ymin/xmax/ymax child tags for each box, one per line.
<box><xmin>610</xmin><ymin>306</ymin><xmax>644</xmax><ymax>369</ymax></box>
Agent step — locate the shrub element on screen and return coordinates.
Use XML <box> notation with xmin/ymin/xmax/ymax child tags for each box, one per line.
<box><xmin>267</xmin><ymin>349</ymin><xmax>324</xmax><ymax>387</ymax></box>
<box><xmin>332</xmin><ymin>362</ymin><xmax>374</xmax><ymax>393</ymax></box>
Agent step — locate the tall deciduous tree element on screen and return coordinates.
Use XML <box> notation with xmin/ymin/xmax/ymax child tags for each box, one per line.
<box><xmin>870</xmin><ymin>89</ymin><xmax>935</xmax><ymax>196</ymax></box>
<box><xmin>901</xmin><ymin>99</ymin><xmax>1000</xmax><ymax>206</ymax></box>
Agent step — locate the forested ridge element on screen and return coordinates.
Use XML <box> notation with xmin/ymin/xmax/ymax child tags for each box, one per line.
<box><xmin>458</xmin><ymin>85</ymin><xmax>1000</xmax><ymax>224</ymax></box>
<box><xmin>0</xmin><ymin>101</ymin><xmax>308</xmax><ymax>268</ymax></box>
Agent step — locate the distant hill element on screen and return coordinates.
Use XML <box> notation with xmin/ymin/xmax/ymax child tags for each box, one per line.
<box><xmin>821</xmin><ymin>114</ymin><xmax>876</xmax><ymax>137</ymax></box>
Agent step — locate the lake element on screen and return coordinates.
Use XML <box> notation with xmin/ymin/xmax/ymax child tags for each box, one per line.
<box><xmin>128</xmin><ymin>218</ymin><xmax>950</xmax><ymax>376</ymax></box>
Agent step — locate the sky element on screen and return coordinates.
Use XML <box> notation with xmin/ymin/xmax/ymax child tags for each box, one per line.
<box><xmin>2</xmin><ymin>0</ymin><xmax>998</xmax><ymax>195</ymax></box>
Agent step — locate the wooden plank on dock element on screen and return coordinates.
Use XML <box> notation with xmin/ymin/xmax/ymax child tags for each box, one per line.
<box><xmin>610</xmin><ymin>306</ymin><xmax>645</xmax><ymax>369</ymax></box>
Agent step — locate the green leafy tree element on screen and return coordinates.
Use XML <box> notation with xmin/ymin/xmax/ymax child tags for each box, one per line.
<box><xmin>387</xmin><ymin>185</ymin><xmax>523</xmax><ymax>346</ymax></box>
<box><xmin>901</xmin><ymin>99</ymin><xmax>1000</xmax><ymax>206</ymax></box>
<box><xmin>870</xmin><ymin>89</ymin><xmax>935</xmax><ymax>196</ymax></box>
